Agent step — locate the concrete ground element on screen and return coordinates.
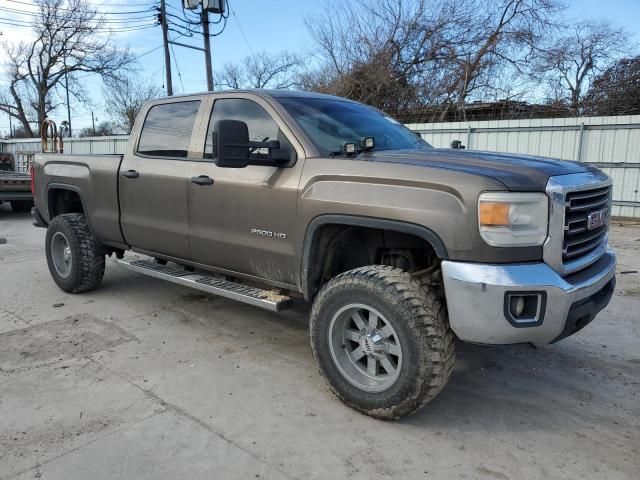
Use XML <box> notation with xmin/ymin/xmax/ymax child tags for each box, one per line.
<box><xmin>0</xmin><ymin>203</ymin><xmax>638</xmax><ymax>480</ymax></box>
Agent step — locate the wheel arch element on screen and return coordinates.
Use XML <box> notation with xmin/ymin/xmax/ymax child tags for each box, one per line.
<box><xmin>47</xmin><ymin>184</ymin><xmax>86</xmax><ymax>218</ymax></box>
<box><xmin>300</xmin><ymin>214</ymin><xmax>448</xmax><ymax>300</ymax></box>
<box><xmin>45</xmin><ymin>184</ymin><xmax>104</xmax><ymax>246</ymax></box>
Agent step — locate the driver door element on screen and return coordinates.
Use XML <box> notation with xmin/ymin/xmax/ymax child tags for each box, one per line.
<box><xmin>187</xmin><ymin>96</ymin><xmax>303</xmax><ymax>287</ymax></box>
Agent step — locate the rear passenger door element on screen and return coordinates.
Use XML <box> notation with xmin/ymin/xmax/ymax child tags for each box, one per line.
<box><xmin>119</xmin><ymin>98</ymin><xmax>205</xmax><ymax>260</ymax></box>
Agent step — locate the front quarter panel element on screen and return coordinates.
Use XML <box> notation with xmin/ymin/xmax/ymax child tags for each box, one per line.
<box><xmin>294</xmin><ymin>157</ymin><xmax>507</xmax><ymax>281</ymax></box>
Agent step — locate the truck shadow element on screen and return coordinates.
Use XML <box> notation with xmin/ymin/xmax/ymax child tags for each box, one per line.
<box><xmin>93</xmin><ymin>268</ymin><xmax>634</xmax><ymax>433</ymax></box>
<box><xmin>0</xmin><ymin>202</ymin><xmax>31</xmax><ymax>218</ymax></box>
<box><xmin>404</xmin><ymin>339</ymin><xmax>635</xmax><ymax>431</ymax></box>
<box><xmin>247</xmin><ymin>301</ymin><xmax>633</xmax><ymax>433</ymax></box>
<box><xmin>0</xmin><ymin>202</ymin><xmax>12</xmax><ymax>216</ymax></box>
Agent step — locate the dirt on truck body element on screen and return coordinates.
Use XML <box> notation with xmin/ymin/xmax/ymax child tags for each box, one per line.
<box><xmin>31</xmin><ymin>89</ymin><xmax>617</xmax><ymax>419</ymax></box>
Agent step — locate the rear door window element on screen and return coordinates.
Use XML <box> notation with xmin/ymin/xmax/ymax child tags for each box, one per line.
<box><xmin>137</xmin><ymin>101</ymin><xmax>201</xmax><ymax>158</ymax></box>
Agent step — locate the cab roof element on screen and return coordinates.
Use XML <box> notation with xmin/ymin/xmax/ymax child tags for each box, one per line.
<box><xmin>163</xmin><ymin>88</ymin><xmax>357</xmax><ymax>104</ymax></box>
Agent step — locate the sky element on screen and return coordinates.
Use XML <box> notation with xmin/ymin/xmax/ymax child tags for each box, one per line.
<box><xmin>1</xmin><ymin>0</ymin><xmax>639</xmax><ymax>134</ymax></box>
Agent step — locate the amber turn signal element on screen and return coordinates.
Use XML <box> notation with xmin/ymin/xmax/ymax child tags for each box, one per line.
<box><xmin>479</xmin><ymin>202</ymin><xmax>510</xmax><ymax>226</ymax></box>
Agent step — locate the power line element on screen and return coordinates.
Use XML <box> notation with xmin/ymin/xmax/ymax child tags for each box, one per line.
<box><xmin>5</xmin><ymin>0</ymin><xmax>156</xmax><ymax>15</ymax></box>
<box><xmin>93</xmin><ymin>1</ymin><xmax>157</xmax><ymax>7</ymax></box>
<box><xmin>143</xmin><ymin>66</ymin><xmax>164</xmax><ymax>84</ymax></box>
<box><xmin>231</xmin><ymin>6</ymin><xmax>253</xmax><ymax>55</ymax></box>
<box><xmin>0</xmin><ymin>18</ymin><xmax>157</xmax><ymax>32</ymax></box>
<box><xmin>0</xmin><ymin>5</ymin><xmax>155</xmax><ymax>23</ymax></box>
<box><xmin>162</xmin><ymin>0</ymin><xmax>228</xmax><ymax>39</ymax></box>
<box><xmin>0</xmin><ymin>0</ymin><xmax>159</xmax><ymax>29</ymax></box>
<box><xmin>166</xmin><ymin>2</ymin><xmax>201</xmax><ymax>23</ymax></box>
<box><xmin>75</xmin><ymin>44</ymin><xmax>166</xmax><ymax>80</ymax></box>
<box><xmin>169</xmin><ymin>42</ymin><xmax>184</xmax><ymax>92</ymax></box>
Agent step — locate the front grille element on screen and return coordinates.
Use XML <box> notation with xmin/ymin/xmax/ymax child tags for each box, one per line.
<box><xmin>563</xmin><ymin>186</ymin><xmax>611</xmax><ymax>263</ymax></box>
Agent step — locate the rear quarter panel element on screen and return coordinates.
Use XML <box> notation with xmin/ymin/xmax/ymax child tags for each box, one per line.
<box><xmin>34</xmin><ymin>153</ymin><xmax>125</xmax><ymax>247</ymax></box>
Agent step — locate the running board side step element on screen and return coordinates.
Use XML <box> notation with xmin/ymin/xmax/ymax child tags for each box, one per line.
<box><xmin>116</xmin><ymin>258</ymin><xmax>293</xmax><ymax>312</ymax></box>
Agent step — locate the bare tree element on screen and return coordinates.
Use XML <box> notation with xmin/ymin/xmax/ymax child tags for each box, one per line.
<box><xmin>3</xmin><ymin>126</ymin><xmax>33</xmax><ymax>139</ymax></box>
<box><xmin>440</xmin><ymin>0</ymin><xmax>563</xmax><ymax>119</ymax></box>
<box><xmin>78</xmin><ymin>121</ymin><xmax>118</xmax><ymax>137</ymax></box>
<box><xmin>0</xmin><ymin>0</ymin><xmax>133</xmax><ymax>137</ymax></box>
<box><xmin>214</xmin><ymin>51</ymin><xmax>302</xmax><ymax>90</ymax></box>
<box><xmin>304</xmin><ymin>0</ymin><xmax>562</xmax><ymax>119</ymax></box>
<box><xmin>104</xmin><ymin>77</ymin><xmax>162</xmax><ymax>133</ymax></box>
<box><xmin>584</xmin><ymin>56</ymin><xmax>640</xmax><ymax>116</ymax></box>
<box><xmin>536</xmin><ymin>21</ymin><xmax>629</xmax><ymax>114</ymax></box>
<box><xmin>304</xmin><ymin>0</ymin><xmax>464</xmax><ymax>113</ymax></box>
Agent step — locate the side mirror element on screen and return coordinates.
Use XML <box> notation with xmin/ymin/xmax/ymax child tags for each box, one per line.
<box><xmin>215</xmin><ymin>119</ymin><xmax>251</xmax><ymax>168</ymax></box>
<box><xmin>214</xmin><ymin>119</ymin><xmax>292</xmax><ymax>168</ymax></box>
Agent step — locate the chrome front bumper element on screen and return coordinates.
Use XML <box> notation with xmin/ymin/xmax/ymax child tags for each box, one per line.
<box><xmin>441</xmin><ymin>249</ymin><xmax>616</xmax><ymax>346</ymax></box>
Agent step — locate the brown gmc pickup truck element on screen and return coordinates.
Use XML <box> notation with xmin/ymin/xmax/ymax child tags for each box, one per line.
<box><xmin>32</xmin><ymin>90</ymin><xmax>617</xmax><ymax>419</ymax></box>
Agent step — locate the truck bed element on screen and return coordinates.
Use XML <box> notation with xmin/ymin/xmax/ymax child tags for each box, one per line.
<box><xmin>0</xmin><ymin>170</ymin><xmax>32</xmax><ymax>201</ymax></box>
<box><xmin>33</xmin><ymin>153</ymin><xmax>125</xmax><ymax>246</ymax></box>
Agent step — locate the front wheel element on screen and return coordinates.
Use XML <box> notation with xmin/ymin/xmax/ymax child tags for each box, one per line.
<box><xmin>45</xmin><ymin>213</ymin><xmax>105</xmax><ymax>293</ymax></box>
<box><xmin>310</xmin><ymin>265</ymin><xmax>455</xmax><ymax>420</ymax></box>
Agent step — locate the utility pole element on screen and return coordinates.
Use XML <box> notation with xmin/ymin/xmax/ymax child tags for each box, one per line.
<box><xmin>63</xmin><ymin>57</ymin><xmax>72</xmax><ymax>137</ymax></box>
<box><xmin>92</xmin><ymin>112</ymin><xmax>96</xmax><ymax>136</ymax></box>
<box><xmin>8</xmin><ymin>113</ymin><xmax>12</xmax><ymax>139</ymax></box>
<box><xmin>174</xmin><ymin>1</ymin><xmax>225</xmax><ymax>91</ymax></box>
<box><xmin>202</xmin><ymin>10</ymin><xmax>214</xmax><ymax>91</ymax></box>
<box><xmin>37</xmin><ymin>67</ymin><xmax>42</xmax><ymax>136</ymax></box>
<box><xmin>160</xmin><ymin>0</ymin><xmax>173</xmax><ymax>96</ymax></box>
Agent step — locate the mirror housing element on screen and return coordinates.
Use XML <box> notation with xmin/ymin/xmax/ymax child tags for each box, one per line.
<box><xmin>215</xmin><ymin>119</ymin><xmax>250</xmax><ymax>168</ymax></box>
<box><xmin>214</xmin><ymin>119</ymin><xmax>291</xmax><ymax>168</ymax></box>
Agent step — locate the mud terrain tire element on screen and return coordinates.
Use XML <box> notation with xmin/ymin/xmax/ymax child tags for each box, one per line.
<box><xmin>310</xmin><ymin>265</ymin><xmax>455</xmax><ymax>420</ymax></box>
<box><xmin>45</xmin><ymin>213</ymin><xmax>105</xmax><ymax>293</ymax></box>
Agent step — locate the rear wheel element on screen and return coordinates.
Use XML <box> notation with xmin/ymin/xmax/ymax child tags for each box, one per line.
<box><xmin>310</xmin><ymin>265</ymin><xmax>455</xmax><ymax>419</ymax></box>
<box><xmin>45</xmin><ymin>213</ymin><xmax>105</xmax><ymax>293</ymax></box>
<box><xmin>10</xmin><ymin>200</ymin><xmax>33</xmax><ymax>213</ymax></box>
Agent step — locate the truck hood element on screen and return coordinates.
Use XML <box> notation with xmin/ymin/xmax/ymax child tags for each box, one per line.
<box><xmin>367</xmin><ymin>148</ymin><xmax>596</xmax><ymax>191</ymax></box>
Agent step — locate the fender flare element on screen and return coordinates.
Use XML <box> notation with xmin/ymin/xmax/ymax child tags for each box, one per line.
<box><xmin>45</xmin><ymin>183</ymin><xmax>100</xmax><ymax>243</ymax></box>
<box><xmin>300</xmin><ymin>214</ymin><xmax>449</xmax><ymax>300</ymax></box>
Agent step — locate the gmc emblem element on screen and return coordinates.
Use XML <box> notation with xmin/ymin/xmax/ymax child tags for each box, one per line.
<box><xmin>587</xmin><ymin>207</ymin><xmax>609</xmax><ymax>231</ymax></box>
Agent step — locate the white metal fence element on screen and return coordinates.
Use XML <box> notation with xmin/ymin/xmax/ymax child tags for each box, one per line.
<box><xmin>0</xmin><ymin>135</ymin><xmax>129</xmax><ymax>156</ymax></box>
<box><xmin>2</xmin><ymin>115</ymin><xmax>639</xmax><ymax>217</ymax></box>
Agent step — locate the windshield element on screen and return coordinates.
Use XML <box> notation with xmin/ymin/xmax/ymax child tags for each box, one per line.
<box><xmin>278</xmin><ymin>97</ymin><xmax>431</xmax><ymax>156</ymax></box>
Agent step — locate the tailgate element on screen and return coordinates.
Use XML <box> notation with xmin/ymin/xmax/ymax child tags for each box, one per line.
<box><xmin>0</xmin><ymin>171</ymin><xmax>31</xmax><ymax>192</ymax></box>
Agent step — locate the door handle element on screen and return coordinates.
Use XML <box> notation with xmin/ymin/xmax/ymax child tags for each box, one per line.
<box><xmin>191</xmin><ymin>175</ymin><xmax>214</xmax><ymax>186</ymax></box>
<box><xmin>121</xmin><ymin>170</ymin><xmax>139</xmax><ymax>178</ymax></box>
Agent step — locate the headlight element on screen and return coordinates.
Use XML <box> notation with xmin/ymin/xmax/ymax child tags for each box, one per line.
<box><xmin>478</xmin><ymin>192</ymin><xmax>548</xmax><ymax>246</ymax></box>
